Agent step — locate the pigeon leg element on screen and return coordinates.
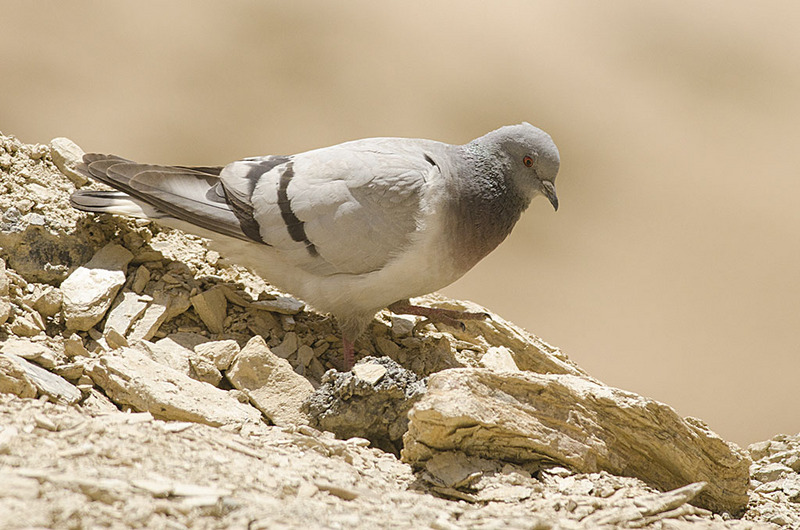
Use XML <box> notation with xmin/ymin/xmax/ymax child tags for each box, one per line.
<box><xmin>388</xmin><ymin>299</ymin><xmax>490</xmax><ymax>332</ymax></box>
<box><xmin>341</xmin><ymin>335</ymin><xmax>355</xmax><ymax>371</ymax></box>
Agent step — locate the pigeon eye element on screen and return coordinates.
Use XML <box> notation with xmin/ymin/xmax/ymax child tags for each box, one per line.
<box><xmin>523</xmin><ymin>156</ymin><xmax>534</xmax><ymax>167</ymax></box>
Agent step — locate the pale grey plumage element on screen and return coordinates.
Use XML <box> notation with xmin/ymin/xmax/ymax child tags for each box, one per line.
<box><xmin>70</xmin><ymin>123</ymin><xmax>560</xmax><ymax>368</ymax></box>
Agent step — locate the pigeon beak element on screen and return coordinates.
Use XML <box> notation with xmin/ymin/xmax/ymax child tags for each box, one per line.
<box><xmin>541</xmin><ymin>181</ymin><xmax>559</xmax><ymax>211</ymax></box>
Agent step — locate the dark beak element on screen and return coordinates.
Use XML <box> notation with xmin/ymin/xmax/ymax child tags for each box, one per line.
<box><xmin>541</xmin><ymin>181</ymin><xmax>559</xmax><ymax>211</ymax></box>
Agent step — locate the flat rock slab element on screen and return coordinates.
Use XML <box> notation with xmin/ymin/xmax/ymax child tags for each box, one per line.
<box><xmin>87</xmin><ymin>347</ymin><xmax>261</xmax><ymax>427</ymax></box>
<box><xmin>0</xmin><ymin>353</ymin><xmax>81</xmax><ymax>404</ymax></box>
<box><xmin>402</xmin><ymin>368</ymin><xmax>750</xmax><ymax>514</ymax></box>
<box><xmin>60</xmin><ymin>244</ymin><xmax>133</xmax><ymax>331</ymax></box>
<box><xmin>227</xmin><ymin>336</ymin><xmax>313</xmax><ymax>427</ymax></box>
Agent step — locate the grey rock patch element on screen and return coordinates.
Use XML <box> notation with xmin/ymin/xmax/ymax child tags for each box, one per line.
<box><xmin>304</xmin><ymin>356</ymin><xmax>426</xmax><ymax>455</ymax></box>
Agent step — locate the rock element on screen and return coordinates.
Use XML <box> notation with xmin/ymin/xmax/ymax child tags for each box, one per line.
<box><xmin>64</xmin><ymin>334</ymin><xmax>91</xmax><ymax>358</ymax></box>
<box><xmin>390</xmin><ymin>315</ymin><xmax>417</xmax><ymax>339</ymax></box>
<box><xmin>1</xmin><ymin>337</ymin><xmax>60</xmax><ymax>369</ymax></box>
<box><xmin>227</xmin><ymin>335</ymin><xmax>314</xmax><ymax>427</ymax></box>
<box><xmin>32</xmin><ymin>285</ymin><xmax>62</xmax><ymax>318</ymax></box>
<box><xmin>190</xmin><ymin>286</ymin><xmax>227</xmax><ymax>333</ymax></box>
<box><xmin>127</xmin><ymin>291</ymin><xmax>189</xmax><ymax>341</ymax></box>
<box><xmin>0</xmin><ymin>353</ymin><xmax>81</xmax><ymax>404</ymax></box>
<box><xmin>130</xmin><ymin>265</ymin><xmax>150</xmax><ymax>294</ymax></box>
<box><xmin>304</xmin><ymin>356</ymin><xmax>427</xmax><ymax>454</ymax></box>
<box><xmin>0</xmin><ymin>354</ymin><xmax>37</xmax><ymax>399</ymax></box>
<box><xmin>61</xmin><ymin>244</ymin><xmax>134</xmax><ymax>331</ymax></box>
<box><xmin>296</xmin><ymin>344</ymin><xmax>315</xmax><ymax>367</ymax></box>
<box><xmin>105</xmin><ymin>328</ymin><xmax>129</xmax><ymax>350</ymax></box>
<box><xmin>752</xmin><ymin>462</ymin><xmax>793</xmax><ymax>483</ymax></box>
<box><xmin>86</xmin><ymin>347</ymin><xmax>261</xmax><ymax>426</ymax></box>
<box><xmin>134</xmin><ymin>337</ymin><xmax>192</xmax><ymax>375</ymax></box>
<box><xmin>0</xmin><ymin>258</ymin><xmax>10</xmax><ymax>325</ymax></box>
<box><xmin>8</xmin><ymin>312</ymin><xmax>45</xmax><ymax>337</ymax></box>
<box><xmin>49</xmin><ymin>137</ymin><xmax>88</xmax><ymax>186</ymax></box>
<box><xmin>352</xmin><ymin>362</ymin><xmax>387</xmax><ymax>385</ymax></box>
<box><xmin>250</xmin><ymin>296</ymin><xmax>304</xmax><ymax>315</ymax></box>
<box><xmin>271</xmin><ymin>331</ymin><xmax>298</xmax><ymax>358</ymax></box>
<box><xmin>402</xmin><ymin>369</ymin><xmax>750</xmax><ymax>514</ymax></box>
<box><xmin>188</xmin><ymin>354</ymin><xmax>223</xmax><ymax>386</ymax></box>
<box><xmin>193</xmin><ymin>340</ymin><xmax>240</xmax><ymax>371</ymax></box>
<box><xmin>104</xmin><ymin>290</ymin><xmax>150</xmax><ymax>337</ymax></box>
<box><xmin>480</xmin><ymin>346</ymin><xmax>519</xmax><ymax>371</ymax></box>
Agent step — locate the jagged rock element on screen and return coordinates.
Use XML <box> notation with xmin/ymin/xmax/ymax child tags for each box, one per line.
<box><xmin>32</xmin><ymin>285</ymin><xmax>62</xmax><ymax>318</ymax></box>
<box><xmin>250</xmin><ymin>295</ymin><xmax>305</xmax><ymax>315</ymax></box>
<box><xmin>60</xmin><ymin>244</ymin><xmax>134</xmax><ymax>331</ymax></box>
<box><xmin>304</xmin><ymin>356</ymin><xmax>427</xmax><ymax>454</ymax></box>
<box><xmin>479</xmin><ymin>346</ymin><xmax>519</xmax><ymax>371</ymax></box>
<box><xmin>104</xmin><ymin>290</ymin><xmax>150</xmax><ymax>337</ymax></box>
<box><xmin>402</xmin><ymin>368</ymin><xmax>750</xmax><ymax>514</ymax></box>
<box><xmin>271</xmin><ymin>331</ymin><xmax>298</xmax><ymax>358</ymax></box>
<box><xmin>8</xmin><ymin>311</ymin><xmax>45</xmax><ymax>337</ymax></box>
<box><xmin>190</xmin><ymin>286</ymin><xmax>227</xmax><ymax>334</ymax></box>
<box><xmin>127</xmin><ymin>291</ymin><xmax>189</xmax><ymax>341</ymax></box>
<box><xmin>134</xmin><ymin>337</ymin><xmax>192</xmax><ymax>375</ymax></box>
<box><xmin>49</xmin><ymin>137</ymin><xmax>88</xmax><ymax>186</ymax></box>
<box><xmin>0</xmin><ymin>353</ymin><xmax>81</xmax><ymax>404</ymax></box>
<box><xmin>227</xmin><ymin>335</ymin><xmax>313</xmax><ymax>427</ymax></box>
<box><xmin>0</xmin><ymin>258</ymin><xmax>12</xmax><ymax>325</ymax></box>
<box><xmin>1</xmin><ymin>337</ymin><xmax>60</xmax><ymax>369</ymax></box>
<box><xmin>130</xmin><ymin>265</ymin><xmax>150</xmax><ymax>294</ymax></box>
<box><xmin>86</xmin><ymin>347</ymin><xmax>261</xmax><ymax>426</ymax></box>
<box><xmin>193</xmin><ymin>339</ymin><xmax>240</xmax><ymax>371</ymax></box>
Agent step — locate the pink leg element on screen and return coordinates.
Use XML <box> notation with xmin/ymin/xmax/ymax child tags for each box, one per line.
<box><xmin>341</xmin><ymin>336</ymin><xmax>355</xmax><ymax>371</ymax></box>
<box><xmin>388</xmin><ymin>300</ymin><xmax>490</xmax><ymax>331</ymax></box>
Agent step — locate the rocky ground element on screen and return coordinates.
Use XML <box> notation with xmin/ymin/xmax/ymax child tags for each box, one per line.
<box><xmin>0</xmin><ymin>132</ymin><xmax>798</xmax><ymax>528</ymax></box>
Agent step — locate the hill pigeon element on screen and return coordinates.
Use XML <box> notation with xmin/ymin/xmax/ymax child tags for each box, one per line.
<box><xmin>70</xmin><ymin>123</ymin><xmax>560</xmax><ymax>369</ymax></box>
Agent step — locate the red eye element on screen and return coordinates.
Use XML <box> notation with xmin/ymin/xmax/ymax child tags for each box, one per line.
<box><xmin>523</xmin><ymin>156</ymin><xmax>533</xmax><ymax>167</ymax></box>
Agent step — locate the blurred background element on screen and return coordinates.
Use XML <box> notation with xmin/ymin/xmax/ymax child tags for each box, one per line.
<box><xmin>2</xmin><ymin>1</ymin><xmax>798</xmax><ymax>447</ymax></box>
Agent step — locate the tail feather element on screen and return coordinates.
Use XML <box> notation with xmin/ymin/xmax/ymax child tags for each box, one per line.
<box><xmin>72</xmin><ymin>154</ymin><xmax>260</xmax><ymax>242</ymax></box>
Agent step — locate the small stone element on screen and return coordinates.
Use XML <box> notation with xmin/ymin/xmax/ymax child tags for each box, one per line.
<box><xmin>752</xmin><ymin>462</ymin><xmax>793</xmax><ymax>483</ymax></box>
<box><xmin>104</xmin><ymin>290</ymin><xmax>150</xmax><ymax>337</ymax></box>
<box><xmin>135</xmin><ymin>337</ymin><xmax>192</xmax><ymax>375</ymax></box>
<box><xmin>0</xmin><ymin>426</ymin><xmax>19</xmax><ymax>454</ymax></box>
<box><xmin>191</xmin><ymin>286</ymin><xmax>227</xmax><ymax>334</ymax></box>
<box><xmin>271</xmin><ymin>332</ymin><xmax>298</xmax><ymax>359</ymax></box>
<box><xmin>251</xmin><ymin>296</ymin><xmax>304</xmax><ymax>315</ymax></box>
<box><xmin>33</xmin><ymin>286</ymin><xmax>62</xmax><ymax>318</ymax></box>
<box><xmin>105</xmin><ymin>328</ymin><xmax>129</xmax><ymax>350</ymax></box>
<box><xmin>227</xmin><ymin>335</ymin><xmax>314</xmax><ymax>426</ymax></box>
<box><xmin>8</xmin><ymin>313</ymin><xmax>45</xmax><ymax>337</ymax></box>
<box><xmin>193</xmin><ymin>340</ymin><xmax>240</xmax><ymax>371</ymax></box>
<box><xmin>0</xmin><ymin>353</ymin><xmax>81</xmax><ymax>404</ymax></box>
<box><xmin>130</xmin><ymin>265</ymin><xmax>151</xmax><ymax>294</ymax></box>
<box><xmin>61</xmin><ymin>244</ymin><xmax>134</xmax><ymax>331</ymax></box>
<box><xmin>390</xmin><ymin>315</ymin><xmax>417</xmax><ymax>338</ymax></box>
<box><xmin>480</xmin><ymin>346</ymin><xmax>519</xmax><ymax>372</ymax></box>
<box><xmin>189</xmin><ymin>354</ymin><xmax>223</xmax><ymax>386</ymax></box>
<box><xmin>64</xmin><ymin>334</ymin><xmax>91</xmax><ymax>358</ymax></box>
<box><xmin>353</xmin><ymin>362</ymin><xmax>387</xmax><ymax>385</ymax></box>
<box><xmin>297</xmin><ymin>345</ymin><xmax>315</xmax><ymax>367</ymax></box>
<box><xmin>50</xmin><ymin>137</ymin><xmax>88</xmax><ymax>186</ymax></box>
<box><xmin>1</xmin><ymin>337</ymin><xmax>58</xmax><ymax>369</ymax></box>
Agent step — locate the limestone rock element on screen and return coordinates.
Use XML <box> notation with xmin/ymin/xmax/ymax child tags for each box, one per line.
<box><xmin>0</xmin><ymin>353</ymin><xmax>81</xmax><ymax>404</ymax></box>
<box><xmin>49</xmin><ymin>137</ymin><xmax>88</xmax><ymax>186</ymax></box>
<box><xmin>227</xmin><ymin>335</ymin><xmax>313</xmax><ymax>427</ymax></box>
<box><xmin>304</xmin><ymin>356</ymin><xmax>427</xmax><ymax>454</ymax></box>
<box><xmin>402</xmin><ymin>368</ymin><xmax>750</xmax><ymax>514</ymax></box>
<box><xmin>104</xmin><ymin>290</ymin><xmax>150</xmax><ymax>337</ymax></box>
<box><xmin>87</xmin><ymin>347</ymin><xmax>261</xmax><ymax>426</ymax></box>
<box><xmin>250</xmin><ymin>295</ymin><xmax>304</xmax><ymax>315</ymax></box>
<box><xmin>190</xmin><ymin>286</ymin><xmax>227</xmax><ymax>333</ymax></box>
<box><xmin>193</xmin><ymin>339</ymin><xmax>240</xmax><ymax>371</ymax></box>
<box><xmin>32</xmin><ymin>285</ymin><xmax>62</xmax><ymax>318</ymax></box>
<box><xmin>0</xmin><ymin>258</ymin><xmax>10</xmax><ymax>325</ymax></box>
<box><xmin>61</xmin><ymin>244</ymin><xmax>133</xmax><ymax>331</ymax></box>
<box><xmin>134</xmin><ymin>337</ymin><xmax>192</xmax><ymax>375</ymax></box>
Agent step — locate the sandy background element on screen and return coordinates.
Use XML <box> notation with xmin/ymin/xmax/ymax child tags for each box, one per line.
<box><xmin>1</xmin><ymin>1</ymin><xmax>798</xmax><ymax>447</ymax></box>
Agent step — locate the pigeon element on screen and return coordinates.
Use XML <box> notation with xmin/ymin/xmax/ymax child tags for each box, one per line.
<box><xmin>70</xmin><ymin>123</ymin><xmax>560</xmax><ymax>369</ymax></box>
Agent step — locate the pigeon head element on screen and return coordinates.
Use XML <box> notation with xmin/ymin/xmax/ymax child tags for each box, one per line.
<box><xmin>477</xmin><ymin>122</ymin><xmax>561</xmax><ymax>210</ymax></box>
